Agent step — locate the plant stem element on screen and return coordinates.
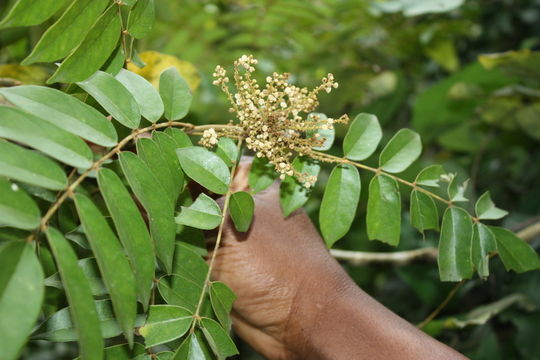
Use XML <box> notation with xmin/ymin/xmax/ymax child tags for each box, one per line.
<box><xmin>190</xmin><ymin>139</ymin><xmax>243</xmax><ymax>332</ymax></box>
<box><xmin>417</xmin><ymin>280</ymin><xmax>464</xmax><ymax>329</ymax></box>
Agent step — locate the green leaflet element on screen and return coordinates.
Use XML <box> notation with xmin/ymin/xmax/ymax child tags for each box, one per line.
<box><xmin>415</xmin><ymin>165</ymin><xmax>445</xmax><ymax>187</ymax></box>
<box><xmin>319</xmin><ymin>164</ymin><xmax>361</xmax><ymax>247</ymax></box>
<box><xmin>34</xmin><ymin>299</ymin><xmax>145</xmax><ymax>342</ymax></box>
<box><xmin>48</xmin><ymin>6</ymin><xmax>121</xmax><ymax>84</ymax></box>
<box><xmin>209</xmin><ymin>282</ymin><xmax>236</xmax><ymax>330</ymax></box>
<box><xmin>74</xmin><ymin>194</ymin><xmax>137</xmax><ymax>345</ymax></box>
<box><xmin>475</xmin><ymin>192</ymin><xmax>508</xmax><ymax>220</ymax></box>
<box><xmin>165</xmin><ymin>128</ymin><xmax>193</xmax><ymax>147</ymax></box>
<box><xmin>175</xmin><ymin>193</ymin><xmax>222</xmax><ymax>230</ymax></box>
<box><xmin>157</xmin><ymin>275</ymin><xmax>202</xmax><ymax>312</ymax></box>
<box><xmin>490</xmin><ymin>227</ymin><xmax>540</xmax><ymax>273</ymax></box>
<box><xmin>115</xmin><ymin>69</ymin><xmax>164</xmax><ymax>122</ymax></box>
<box><xmin>159</xmin><ymin>67</ymin><xmax>192</xmax><ymax>120</ymax></box>
<box><xmin>97</xmin><ymin>168</ymin><xmax>155</xmax><ymax>309</ymax></box>
<box><xmin>119</xmin><ymin>151</ymin><xmax>176</xmax><ymax>273</ymax></box>
<box><xmin>173</xmin><ymin>331</ymin><xmax>214</xmax><ymax>360</ymax></box>
<box><xmin>137</xmin><ymin>137</ymin><xmax>178</xmax><ymax>206</ymax></box>
<box><xmin>172</xmin><ymin>242</ymin><xmax>208</xmax><ymax>287</ymax></box>
<box><xmin>45</xmin><ymin>228</ymin><xmax>103</xmax><ymax>360</ymax></box>
<box><xmin>438</xmin><ymin>207</ymin><xmax>473</xmax><ymax>282</ymax></box>
<box><xmin>279</xmin><ymin>157</ymin><xmax>320</xmax><ymax>217</ymax></box>
<box><xmin>0</xmin><ymin>0</ymin><xmax>68</xmax><ymax>29</ymax></box>
<box><xmin>0</xmin><ymin>85</ymin><xmax>117</xmax><ymax>147</ymax></box>
<box><xmin>0</xmin><ymin>178</ymin><xmax>40</xmax><ymax>230</ymax></box>
<box><xmin>139</xmin><ymin>305</ymin><xmax>193</xmax><ymax>348</ymax></box>
<box><xmin>78</xmin><ymin>70</ymin><xmax>141</xmax><ymax>129</ymax></box>
<box><xmin>379</xmin><ymin>128</ymin><xmax>422</xmax><ymax>173</ymax></box>
<box><xmin>74</xmin><ymin>343</ymin><xmax>146</xmax><ymax>360</ymax></box>
<box><xmin>152</xmin><ymin>131</ymin><xmax>185</xmax><ymax>193</ymax></box>
<box><xmin>0</xmin><ymin>139</ymin><xmax>67</xmax><ymax>190</ymax></box>
<box><xmin>343</xmin><ymin>113</ymin><xmax>382</xmax><ymax>161</ymax></box>
<box><xmin>410</xmin><ymin>189</ymin><xmax>439</xmax><ymax>233</ymax></box>
<box><xmin>102</xmin><ymin>46</ymin><xmax>125</xmax><ymax>76</ymax></box>
<box><xmin>472</xmin><ymin>223</ymin><xmax>497</xmax><ymax>278</ymax></box>
<box><xmin>45</xmin><ymin>257</ymin><xmax>107</xmax><ymax>297</ymax></box>
<box><xmin>366</xmin><ymin>174</ymin><xmax>401</xmax><ymax>246</ymax></box>
<box><xmin>229</xmin><ymin>191</ymin><xmax>255</xmax><ymax>232</ymax></box>
<box><xmin>248</xmin><ymin>156</ymin><xmax>277</xmax><ymax>193</ymax></box>
<box><xmin>0</xmin><ymin>241</ymin><xmax>44</xmax><ymax>360</ymax></box>
<box><xmin>200</xmin><ymin>318</ymin><xmax>239</xmax><ymax>359</ymax></box>
<box><xmin>177</xmin><ymin>146</ymin><xmax>231</xmax><ymax>195</ymax></box>
<box><xmin>447</xmin><ymin>177</ymin><xmax>469</xmax><ymax>202</ymax></box>
<box><xmin>22</xmin><ymin>0</ymin><xmax>110</xmax><ymax>64</ymax></box>
<box><xmin>128</xmin><ymin>0</ymin><xmax>156</xmax><ymax>39</ymax></box>
<box><xmin>0</xmin><ymin>106</ymin><xmax>93</xmax><ymax>169</ymax></box>
<box><xmin>307</xmin><ymin>113</ymin><xmax>335</xmax><ymax>151</ymax></box>
<box><xmin>216</xmin><ymin>137</ymin><xmax>238</xmax><ymax>167</ymax></box>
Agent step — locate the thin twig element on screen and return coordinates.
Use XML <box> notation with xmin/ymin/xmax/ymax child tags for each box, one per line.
<box><xmin>417</xmin><ymin>280</ymin><xmax>465</xmax><ymax>329</ymax></box>
<box><xmin>190</xmin><ymin>139</ymin><xmax>243</xmax><ymax>332</ymax></box>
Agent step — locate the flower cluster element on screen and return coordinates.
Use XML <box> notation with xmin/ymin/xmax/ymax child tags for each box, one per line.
<box><xmin>207</xmin><ymin>54</ymin><xmax>348</xmax><ymax>187</ymax></box>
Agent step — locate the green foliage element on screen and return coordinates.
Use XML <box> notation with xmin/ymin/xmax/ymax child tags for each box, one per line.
<box><xmin>1</xmin><ymin>1</ymin><xmax>540</xmax><ymax>359</ymax></box>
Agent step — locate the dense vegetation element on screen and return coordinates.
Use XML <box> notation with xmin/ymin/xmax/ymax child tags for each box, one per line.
<box><xmin>1</xmin><ymin>0</ymin><xmax>540</xmax><ymax>359</ymax></box>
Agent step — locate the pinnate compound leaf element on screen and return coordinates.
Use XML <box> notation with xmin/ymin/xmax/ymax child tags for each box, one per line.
<box><xmin>0</xmin><ymin>241</ymin><xmax>44</xmax><ymax>360</ymax></box>
<box><xmin>320</xmin><ymin>164</ymin><xmax>361</xmax><ymax>247</ymax></box>
<box><xmin>415</xmin><ymin>165</ymin><xmax>445</xmax><ymax>187</ymax></box>
<box><xmin>200</xmin><ymin>318</ymin><xmax>239</xmax><ymax>359</ymax></box>
<box><xmin>343</xmin><ymin>113</ymin><xmax>382</xmax><ymax>160</ymax></box>
<box><xmin>128</xmin><ymin>0</ymin><xmax>155</xmax><ymax>39</ymax></box>
<box><xmin>0</xmin><ymin>106</ymin><xmax>93</xmax><ymax>168</ymax></box>
<box><xmin>248</xmin><ymin>156</ymin><xmax>278</xmax><ymax>193</ymax></box>
<box><xmin>229</xmin><ymin>191</ymin><xmax>255</xmax><ymax>232</ymax></box>
<box><xmin>45</xmin><ymin>227</ymin><xmax>103</xmax><ymax>360</ymax></box>
<box><xmin>472</xmin><ymin>223</ymin><xmax>497</xmax><ymax>278</ymax></box>
<box><xmin>379</xmin><ymin>128</ymin><xmax>422</xmax><ymax>173</ymax></box>
<box><xmin>475</xmin><ymin>192</ymin><xmax>508</xmax><ymax>220</ymax></box>
<box><xmin>0</xmin><ymin>178</ymin><xmax>40</xmax><ymax>230</ymax></box>
<box><xmin>48</xmin><ymin>7</ymin><xmax>121</xmax><ymax>84</ymax></box>
<box><xmin>438</xmin><ymin>207</ymin><xmax>474</xmax><ymax>281</ymax></box>
<box><xmin>307</xmin><ymin>113</ymin><xmax>334</xmax><ymax>151</ymax></box>
<box><xmin>210</xmin><ymin>282</ymin><xmax>236</xmax><ymax>330</ymax></box>
<box><xmin>119</xmin><ymin>151</ymin><xmax>176</xmax><ymax>272</ymax></box>
<box><xmin>0</xmin><ymin>85</ymin><xmax>117</xmax><ymax>147</ymax></box>
<box><xmin>97</xmin><ymin>168</ymin><xmax>155</xmax><ymax>309</ymax></box>
<box><xmin>139</xmin><ymin>305</ymin><xmax>192</xmax><ymax>348</ymax></box>
<box><xmin>115</xmin><ymin>68</ymin><xmax>164</xmax><ymax>122</ymax></box>
<box><xmin>160</xmin><ymin>67</ymin><xmax>192</xmax><ymax>120</ymax></box>
<box><xmin>74</xmin><ymin>194</ymin><xmax>137</xmax><ymax>345</ymax></box>
<box><xmin>216</xmin><ymin>137</ymin><xmax>238</xmax><ymax>167</ymax></box>
<box><xmin>367</xmin><ymin>174</ymin><xmax>401</xmax><ymax>246</ymax></box>
<box><xmin>175</xmin><ymin>193</ymin><xmax>222</xmax><ymax>230</ymax></box>
<box><xmin>490</xmin><ymin>227</ymin><xmax>540</xmax><ymax>273</ymax></box>
<box><xmin>279</xmin><ymin>157</ymin><xmax>320</xmax><ymax>217</ymax></box>
<box><xmin>0</xmin><ymin>0</ymin><xmax>68</xmax><ymax>29</ymax></box>
<box><xmin>0</xmin><ymin>139</ymin><xmax>67</xmax><ymax>190</ymax></box>
<box><xmin>410</xmin><ymin>189</ymin><xmax>439</xmax><ymax>233</ymax></box>
<box><xmin>177</xmin><ymin>146</ymin><xmax>230</xmax><ymax>195</ymax></box>
<box><xmin>22</xmin><ymin>0</ymin><xmax>110</xmax><ymax>64</ymax></box>
<box><xmin>78</xmin><ymin>71</ymin><xmax>141</xmax><ymax>129</ymax></box>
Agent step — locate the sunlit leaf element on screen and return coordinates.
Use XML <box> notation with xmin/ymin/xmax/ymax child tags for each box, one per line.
<box><xmin>74</xmin><ymin>194</ymin><xmax>137</xmax><ymax>345</ymax></box>
<box><xmin>115</xmin><ymin>69</ymin><xmax>164</xmax><ymax>122</ymax></box>
<box><xmin>45</xmin><ymin>227</ymin><xmax>103</xmax><ymax>360</ymax></box>
<box><xmin>0</xmin><ymin>241</ymin><xmax>44</xmax><ymax>360</ymax></box>
<box><xmin>78</xmin><ymin>70</ymin><xmax>141</xmax><ymax>129</ymax></box>
<box><xmin>229</xmin><ymin>191</ymin><xmax>254</xmax><ymax>232</ymax></box>
<box><xmin>216</xmin><ymin>137</ymin><xmax>238</xmax><ymax>167</ymax></box>
<box><xmin>152</xmin><ymin>131</ymin><xmax>185</xmax><ymax>196</ymax></box>
<box><xmin>97</xmin><ymin>168</ymin><xmax>155</xmax><ymax>309</ymax></box>
<box><xmin>0</xmin><ymin>106</ymin><xmax>93</xmax><ymax>168</ymax></box>
<box><xmin>0</xmin><ymin>85</ymin><xmax>118</xmax><ymax>146</ymax></box>
<box><xmin>379</xmin><ymin>128</ymin><xmax>422</xmax><ymax>173</ymax></box>
<box><xmin>438</xmin><ymin>207</ymin><xmax>473</xmax><ymax>281</ymax></box>
<box><xmin>22</xmin><ymin>0</ymin><xmax>110</xmax><ymax>64</ymax></box>
<box><xmin>177</xmin><ymin>146</ymin><xmax>230</xmax><ymax>194</ymax></box>
<box><xmin>175</xmin><ymin>193</ymin><xmax>222</xmax><ymax>230</ymax></box>
<box><xmin>165</xmin><ymin>128</ymin><xmax>192</xmax><ymax>148</ymax></box>
<box><xmin>160</xmin><ymin>67</ymin><xmax>192</xmax><ymax>121</ymax></box>
<box><xmin>367</xmin><ymin>174</ymin><xmax>401</xmax><ymax>246</ymax></box>
<box><xmin>320</xmin><ymin>164</ymin><xmax>360</xmax><ymax>247</ymax></box>
<box><xmin>128</xmin><ymin>0</ymin><xmax>155</xmax><ymax>39</ymax></box>
<box><xmin>343</xmin><ymin>113</ymin><xmax>382</xmax><ymax>161</ymax></box>
<box><xmin>0</xmin><ymin>0</ymin><xmax>68</xmax><ymax>29</ymax></box>
<box><xmin>415</xmin><ymin>165</ymin><xmax>445</xmax><ymax>188</ymax></box>
<box><xmin>475</xmin><ymin>192</ymin><xmax>508</xmax><ymax>220</ymax></box>
<box><xmin>48</xmin><ymin>7</ymin><xmax>121</xmax><ymax>84</ymax></box>
<box><xmin>139</xmin><ymin>305</ymin><xmax>192</xmax><ymax>348</ymax></box>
